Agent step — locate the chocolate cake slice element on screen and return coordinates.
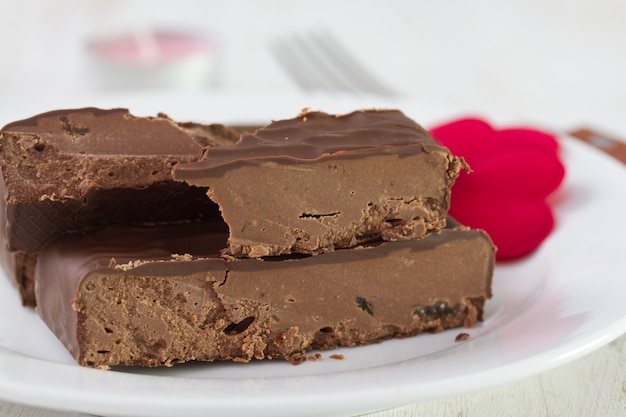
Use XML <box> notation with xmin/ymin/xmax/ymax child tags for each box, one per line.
<box><xmin>0</xmin><ymin>108</ymin><xmax>244</xmax><ymax>305</ymax></box>
<box><xmin>35</xmin><ymin>219</ymin><xmax>494</xmax><ymax>369</ymax></box>
<box><xmin>174</xmin><ymin>109</ymin><xmax>466</xmax><ymax>258</ymax></box>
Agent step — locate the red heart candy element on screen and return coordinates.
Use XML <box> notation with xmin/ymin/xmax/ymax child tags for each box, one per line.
<box><xmin>430</xmin><ymin>118</ymin><xmax>565</xmax><ymax>261</ymax></box>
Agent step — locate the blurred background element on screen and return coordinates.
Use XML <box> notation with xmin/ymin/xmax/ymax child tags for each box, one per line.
<box><xmin>1</xmin><ymin>2</ymin><xmax>625</xmax><ymax>416</ymax></box>
<box><xmin>0</xmin><ymin>0</ymin><xmax>625</xmax><ymax>136</ymax></box>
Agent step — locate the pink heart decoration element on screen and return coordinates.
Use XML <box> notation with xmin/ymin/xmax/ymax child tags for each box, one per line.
<box><xmin>430</xmin><ymin>118</ymin><xmax>565</xmax><ymax>261</ymax></box>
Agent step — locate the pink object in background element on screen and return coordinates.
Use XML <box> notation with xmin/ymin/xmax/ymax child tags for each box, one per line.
<box><xmin>87</xmin><ymin>29</ymin><xmax>217</xmax><ymax>90</ymax></box>
<box><xmin>430</xmin><ymin>118</ymin><xmax>566</xmax><ymax>261</ymax></box>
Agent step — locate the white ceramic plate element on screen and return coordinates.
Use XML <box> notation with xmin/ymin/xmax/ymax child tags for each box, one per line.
<box><xmin>1</xmin><ymin>93</ymin><xmax>625</xmax><ymax>417</ymax></box>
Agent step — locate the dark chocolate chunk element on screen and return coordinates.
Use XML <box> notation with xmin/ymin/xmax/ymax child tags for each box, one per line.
<box><xmin>356</xmin><ymin>296</ymin><xmax>375</xmax><ymax>316</ymax></box>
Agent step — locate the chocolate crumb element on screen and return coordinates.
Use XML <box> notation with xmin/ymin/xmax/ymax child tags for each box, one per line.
<box><xmin>455</xmin><ymin>332</ymin><xmax>470</xmax><ymax>342</ymax></box>
<box><xmin>307</xmin><ymin>353</ymin><xmax>322</xmax><ymax>361</ymax></box>
<box><xmin>329</xmin><ymin>354</ymin><xmax>345</xmax><ymax>360</ymax></box>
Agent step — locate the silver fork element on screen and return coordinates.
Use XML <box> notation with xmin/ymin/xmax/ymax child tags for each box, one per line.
<box><xmin>271</xmin><ymin>29</ymin><xmax>397</xmax><ymax>96</ymax></box>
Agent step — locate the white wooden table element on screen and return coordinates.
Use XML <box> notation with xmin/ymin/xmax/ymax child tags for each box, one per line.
<box><xmin>1</xmin><ymin>1</ymin><xmax>625</xmax><ymax>416</ymax></box>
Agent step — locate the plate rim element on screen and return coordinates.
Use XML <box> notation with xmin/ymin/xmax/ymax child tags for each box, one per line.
<box><xmin>1</xmin><ymin>92</ymin><xmax>625</xmax><ymax>417</ymax></box>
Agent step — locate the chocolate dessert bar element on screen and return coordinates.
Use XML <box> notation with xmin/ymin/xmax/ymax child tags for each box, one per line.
<box><xmin>0</xmin><ymin>108</ymin><xmax>243</xmax><ymax>305</ymax></box>
<box><xmin>174</xmin><ymin>109</ymin><xmax>466</xmax><ymax>258</ymax></box>
<box><xmin>35</xmin><ymin>219</ymin><xmax>494</xmax><ymax>369</ymax></box>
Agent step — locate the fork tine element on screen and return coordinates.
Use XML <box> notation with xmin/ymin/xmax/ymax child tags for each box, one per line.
<box><xmin>271</xmin><ymin>29</ymin><xmax>396</xmax><ymax>95</ymax></box>
<box><xmin>272</xmin><ymin>34</ymin><xmax>360</xmax><ymax>93</ymax></box>
<box><xmin>308</xmin><ymin>29</ymin><xmax>397</xmax><ymax>96</ymax></box>
<box><xmin>271</xmin><ymin>38</ymin><xmax>329</xmax><ymax>91</ymax></box>
<box><xmin>292</xmin><ymin>33</ymin><xmax>364</xmax><ymax>93</ymax></box>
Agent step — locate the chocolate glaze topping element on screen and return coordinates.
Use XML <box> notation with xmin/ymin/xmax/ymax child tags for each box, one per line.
<box><xmin>175</xmin><ymin>109</ymin><xmax>446</xmax><ymax>177</ymax></box>
<box><xmin>2</xmin><ymin>107</ymin><xmax>210</xmax><ymax>156</ymax></box>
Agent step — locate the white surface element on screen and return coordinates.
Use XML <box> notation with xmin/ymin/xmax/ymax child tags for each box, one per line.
<box><xmin>1</xmin><ymin>1</ymin><xmax>626</xmax><ymax>416</ymax></box>
<box><xmin>1</xmin><ymin>0</ymin><xmax>626</xmax><ymax>138</ymax></box>
<box><xmin>0</xmin><ymin>94</ymin><xmax>625</xmax><ymax>417</ymax></box>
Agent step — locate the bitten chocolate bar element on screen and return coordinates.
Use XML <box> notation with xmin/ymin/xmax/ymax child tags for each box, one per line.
<box><xmin>174</xmin><ymin>109</ymin><xmax>466</xmax><ymax>258</ymax></box>
<box><xmin>0</xmin><ymin>108</ymin><xmax>243</xmax><ymax>305</ymax></box>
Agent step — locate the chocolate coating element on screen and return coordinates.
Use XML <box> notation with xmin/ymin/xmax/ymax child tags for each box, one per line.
<box><xmin>175</xmin><ymin>109</ymin><xmax>466</xmax><ymax>258</ymax></box>
<box><xmin>35</xmin><ymin>219</ymin><xmax>494</xmax><ymax>368</ymax></box>
<box><xmin>0</xmin><ymin>108</ymin><xmax>242</xmax><ymax>305</ymax></box>
<box><xmin>176</xmin><ymin>109</ymin><xmax>448</xmax><ymax>173</ymax></box>
<box><xmin>2</xmin><ymin>108</ymin><xmax>203</xmax><ymax>156</ymax></box>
